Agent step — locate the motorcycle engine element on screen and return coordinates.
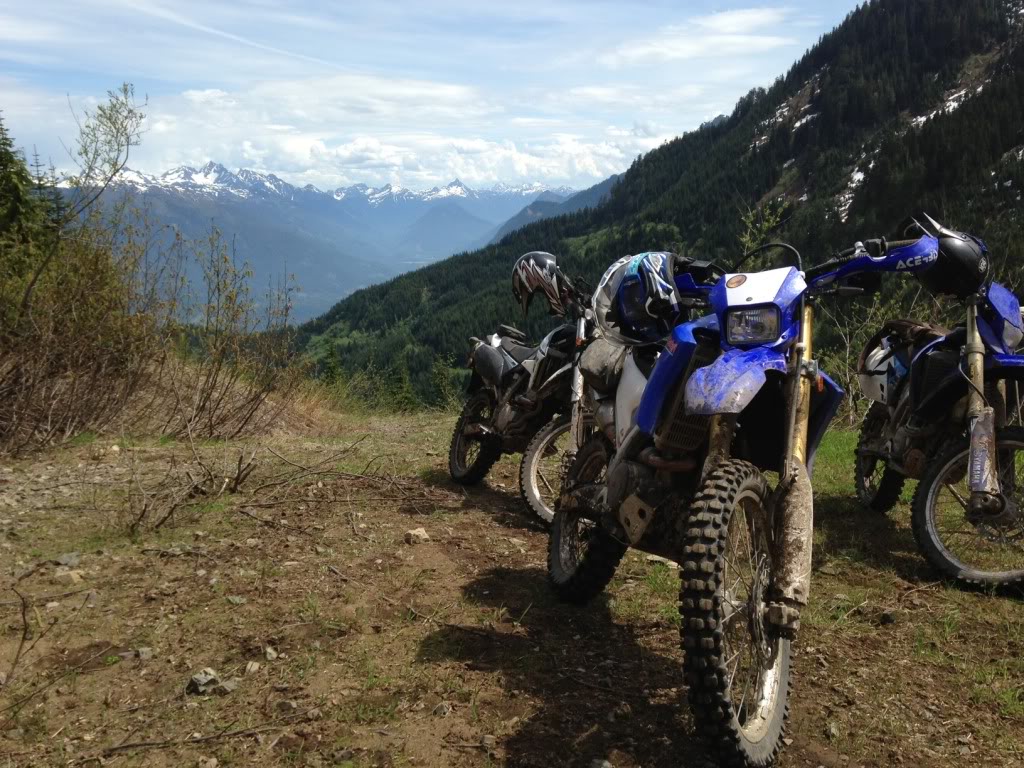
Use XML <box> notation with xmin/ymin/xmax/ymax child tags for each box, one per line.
<box><xmin>493</xmin><ymin>403</ymin><xmax>516</xmax><ymax>432</ymax></box>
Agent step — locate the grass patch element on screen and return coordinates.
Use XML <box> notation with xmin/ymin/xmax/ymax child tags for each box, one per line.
<box><xmin>69</xmin><ymin>431</ymin><xmax>98</xmax><ymax>447</ymax></box>
<box><xmin>609</xmin><ymin>562</ymin><xmax>681</xmax><ymax>626</ymax></box>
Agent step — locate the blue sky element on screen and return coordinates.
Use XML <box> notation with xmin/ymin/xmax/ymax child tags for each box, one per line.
<box><xmin>1</xmin><ymin>1</ymin><xmax>859</xmax><ymax>190</ymax></box>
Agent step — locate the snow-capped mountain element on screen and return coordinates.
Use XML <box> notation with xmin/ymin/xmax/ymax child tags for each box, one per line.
<box><xmin>121</xmin><ymin>162</ymin><xmax>574</xmax><ymax>209</ymax></box>
<box><xmin>121</xmin><ymin>162</ymin><xmax>291</xmax><ymax>199</ymax></box>
<box><xmin>112</xmin><ymin>162</ymin><xmax>579</xmax><ymax>320</ymax></box>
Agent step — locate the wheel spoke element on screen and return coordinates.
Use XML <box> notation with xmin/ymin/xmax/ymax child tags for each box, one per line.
<box><xmin>924</xmin><ymin>438</ymin><xmax>1024</xmax><ymax>577</ymax></box>
<box><xmin>723</xmin><ymin>555</ymin><xmax>753</xmax><ymax>594</ymax></box>
<box><xmin>681</xmin><ymin>462</ymin><xmax>787</xmax><ymax>759</ymax></box>
<box><xmin>943</xmin><ymin>482</ymin><xmax>969</xmax><ymax>511</ymax></box>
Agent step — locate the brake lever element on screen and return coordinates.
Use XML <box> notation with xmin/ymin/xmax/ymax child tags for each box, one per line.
<box><xmin>864</xmin><ymin>238</ymin><xmax>887</xmax><ymax>259</ymax></box>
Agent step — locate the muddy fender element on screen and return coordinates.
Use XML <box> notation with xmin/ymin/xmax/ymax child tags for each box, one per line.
<box><xmin>684</xmin><ymin>347</ymin><xmax>787</xmax><ymax>416</ymax></box>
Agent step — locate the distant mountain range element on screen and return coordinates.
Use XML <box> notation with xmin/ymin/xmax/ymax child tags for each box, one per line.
<box><xmin>114</xmin><ymin>162</ymin><xmax>582</xmax><ymax>319</ymax></box>
<box><xmin>488</xmin><ymin>174</ymin><xmax>622</xmax><ymax>244</ymax></box>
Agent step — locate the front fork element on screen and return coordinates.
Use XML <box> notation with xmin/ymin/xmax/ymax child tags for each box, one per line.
<box><xmin>771</xmin><ymin>301</ymin><xmax>817</xmax><ymax>633</ymax></box>
<box><xmin>570</xmin><ymin>316</ymin><xmax>588</xmax><ymax>449</ymax></box>
<box><xmin>966</xmin><ymin>300</ymin><xmax>1004</xmax><ymax>516</ymax></box>
<box><xmin>701</xmin><ymin>303</ymin><xmax>818</xmax><ymax>634</ymax></box>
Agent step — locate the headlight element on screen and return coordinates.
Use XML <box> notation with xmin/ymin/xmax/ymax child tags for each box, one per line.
<box><xmin>726</xmin><ymin>306</ymin><xmax>780</xmax><ymax>345</ymax></box>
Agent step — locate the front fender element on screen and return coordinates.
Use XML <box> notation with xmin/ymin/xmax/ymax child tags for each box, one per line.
<box><xmin>685</xmin><ymin>347</ymin><xmax>788</xmax><ymax>416</ymax></box>
<box><xmin>989</xmin><ymin>354</ymin><xmax>1024</xmax><ymax>376</ymax></box>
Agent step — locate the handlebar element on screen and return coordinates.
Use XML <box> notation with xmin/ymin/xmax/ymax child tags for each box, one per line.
<box><xmin>803</xmin><ymin>236</ymin><xmax>927</xmax><ymax>284</ymax></box>
<box><xmin>805</xmin><ymin>237</ymin><xmax>884</xmax><ymax>281</ymax></box>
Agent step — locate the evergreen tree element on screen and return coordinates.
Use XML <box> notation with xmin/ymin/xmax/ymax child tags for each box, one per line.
<box><xmin>0</xmin><ymin>114</ymin><xmax>37</xmax><ymax>246</ymax></box>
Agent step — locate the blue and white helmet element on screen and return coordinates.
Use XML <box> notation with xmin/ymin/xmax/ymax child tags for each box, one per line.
<box><xmin>593</xmin><ymin>252</ymin><xmax>681</xmax><ymax>344</ymax></box>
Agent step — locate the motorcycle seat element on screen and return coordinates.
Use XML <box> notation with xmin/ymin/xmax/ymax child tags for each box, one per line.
<box><xmin>500</xmin><ymin>337</ymin><xmax>538</xmax><ymax>364</ymax></box>
<box><xmin>498</xmin><ymin>324</ymin><xmax>528</xmax><ymax>342</ymax></box>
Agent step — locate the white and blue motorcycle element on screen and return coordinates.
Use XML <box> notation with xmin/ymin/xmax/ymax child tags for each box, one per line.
<box><xmin>547</xmin><ymin>231</ymin><xmax>980</xmax><ymax>767</ymax></box>
<box><xmin>854</xmin><ymin>217</ymin><xmax>1024</xmax><ymax>589</ymax></box>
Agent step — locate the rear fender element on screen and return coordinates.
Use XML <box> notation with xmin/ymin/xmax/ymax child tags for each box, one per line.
<box><xmin>470</xmin><ymin>343</ymin><xmax>509</xmax><ymax>389</ymax></box>
<box><xmin>684</xmin><ymin>347</ymin><xmax>788</xmax><ymax>416</ymax></box>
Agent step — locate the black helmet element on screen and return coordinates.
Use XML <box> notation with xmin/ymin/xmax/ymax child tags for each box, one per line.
<box><xmin>512</xmin><ymin>251</ymin><xmax>566</xmax><ymax>316</ymax></box>
<box><xmin>914</xmin><ymin>214</ymin><xmax>990</xmax><ymax>299</ymax></box>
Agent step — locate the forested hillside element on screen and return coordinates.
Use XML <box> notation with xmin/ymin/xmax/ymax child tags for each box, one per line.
<box><xmin>301</xmin><ymin>0</ymin><xmax>1024</xmax><ymax>402</ymax></box>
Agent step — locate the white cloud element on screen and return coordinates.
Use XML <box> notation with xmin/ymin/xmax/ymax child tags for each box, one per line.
<box><xmin>565</xmin><ymin>84</ymin><xmax>705</xmax><ymax>107</ymax></box>
<box><xmin>601</xmin><ymin>31</ymin><xmax>796</xmax><ymax>68</ymax></box>
<box><xmin>694</xmin><ymin>8</ymin><xmax>793</xmax><ymax>34</ymax></box>
<box><xmin>0</xmin><ymin>16</ymin><xmax>66</xmax><ymax>41</ymax></box>
<box><xmin>46</xmin><ymin>72</ymin><xmax>650</xmax><ymax>188</ymax></box>
<box><xmin>0</xmin><ymin>1</ymin><xmax>845</xmax><ymax>189</ymax></box>
<box><xmin>599</xmin><ymin>7</ymin><xmax>797</xmax><ymax>68</ymax></box>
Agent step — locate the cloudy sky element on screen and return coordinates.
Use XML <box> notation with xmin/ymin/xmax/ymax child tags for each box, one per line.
<box><xmin>1</xmin><ymin>1</ymin><xmax>858</xmax><ymax>191</ymax></box>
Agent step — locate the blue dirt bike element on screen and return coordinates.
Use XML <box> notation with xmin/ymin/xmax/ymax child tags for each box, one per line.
<box><xmin>853</xmin><ymin>216</ymin><xmax>1024</xmax><ymax>588</ymax></box>
<box><xmin>548</xmin><ymin>226</ymin><xmax>982</xmax><ymax>767</ymax></box>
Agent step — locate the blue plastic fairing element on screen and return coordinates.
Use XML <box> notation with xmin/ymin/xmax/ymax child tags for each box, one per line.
<box><xmin>684</xmin><ymin>347</ymin><xmax>788</xmax><ymax>416</ymax></box>
<box><xmin>806</xmin><ymin>372</ymin><xmax>845</xmax><ymax>475</ymax></box>
<box><xmin>636</xmin><ymin>314</ymin><xmax>718</xmax><ymax>435</ymax></box>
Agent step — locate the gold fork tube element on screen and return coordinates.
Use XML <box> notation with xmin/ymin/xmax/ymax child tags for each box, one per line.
<box><xmin>791</xmin><ymin>303</ymin><xmax>815</xmax><ymax>467</ymax></box>
<box><xmin>770</xmin><ymin>301</ymin><xmax>817</xmax><ymax>631</ymax></box>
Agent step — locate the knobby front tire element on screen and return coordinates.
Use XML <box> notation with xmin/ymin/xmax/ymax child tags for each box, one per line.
<box><xmin>680</xmin><ymin>459</ymin><xmax>790</xmax><ymax>768</ymax></box>
<box><xmin>911</xmin><ymin>426</ymin><xmax>1024</xmax><ymax>589</ymax></box>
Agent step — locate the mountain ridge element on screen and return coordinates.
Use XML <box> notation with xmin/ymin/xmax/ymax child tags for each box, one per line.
<box><xmin>299</xmin><ymin>0</ymin><xmax>1024</xmax><ymax>402</ymax></box>
<box><xmin>113</xmin><ymin>163</ymin><xmax>580</xmax><ymax>319</ymax></box>
<box><xmin>120</xmin><ymin>162</ymin><xmax>575</xmax><ymax>206</ymax></box>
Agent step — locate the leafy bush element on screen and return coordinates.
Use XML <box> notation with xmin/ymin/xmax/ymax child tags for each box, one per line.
<box><xmin>0</xmin><ymin>85</ymin><xmax>300</xmax><ymax>453</ymax></box>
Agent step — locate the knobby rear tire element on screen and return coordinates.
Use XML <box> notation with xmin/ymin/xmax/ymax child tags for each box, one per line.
<box><xmin>854</xmin><ymin>401</ymin><xmax>906</xmax><ymax>514</ymax></box>
<box><xmin>520</xmin><ymin>414</ymin><xmax>572</xmax><ymax>525</ymax></box>
<box><xmin>448</xmin><ymin>390</ymin><xmax>502</xmax><ymax>486</ymax></box>
<box><xmin>547</xmin><ymin>436</ymin><xmax>626</xmax><ymax>604</ymax></box>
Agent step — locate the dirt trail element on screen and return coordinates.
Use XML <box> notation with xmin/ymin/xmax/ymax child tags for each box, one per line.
<box><xmin>1</xmin><ymin>415</ymin><xmax>1021</xmax><ymax>766</ymax></box>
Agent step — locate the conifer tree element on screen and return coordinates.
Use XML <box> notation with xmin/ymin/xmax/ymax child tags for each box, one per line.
<box><xmin>0</xmin><ymin>114</ymin><xmax>37</xmax><ymax>244</ymax></box>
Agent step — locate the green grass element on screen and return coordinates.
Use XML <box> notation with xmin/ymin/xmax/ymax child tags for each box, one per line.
<box><xmin>69</xmin><ymin>431</ymin><xmax>98</xmax><ymax>447</ymax></box>
<box><xmin>809</xmin><ymin>429</ymin><xmax>858</xmax><ymax>495</ymax></box>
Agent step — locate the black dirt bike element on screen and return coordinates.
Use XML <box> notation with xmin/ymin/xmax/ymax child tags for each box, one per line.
<box><xmin>448</xmin><ymin>273</ymin><xmax>593</xmax><ymax>520</ymax></box>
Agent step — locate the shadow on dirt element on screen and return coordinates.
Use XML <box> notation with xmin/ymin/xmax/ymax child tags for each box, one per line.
<box><xmin>416</xmin><ymin>567</ymin><xmax>710</xmax><ymax>768</ymax></box>
<box><xmin>416</xmin><ymin>467</ymin><xmax>547</xmax><ymax>532</ymax></box>
<box><xmin>812</xmin><ymin>494</ymin><xmax>934</xmax><ymax>583</ymax></box>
